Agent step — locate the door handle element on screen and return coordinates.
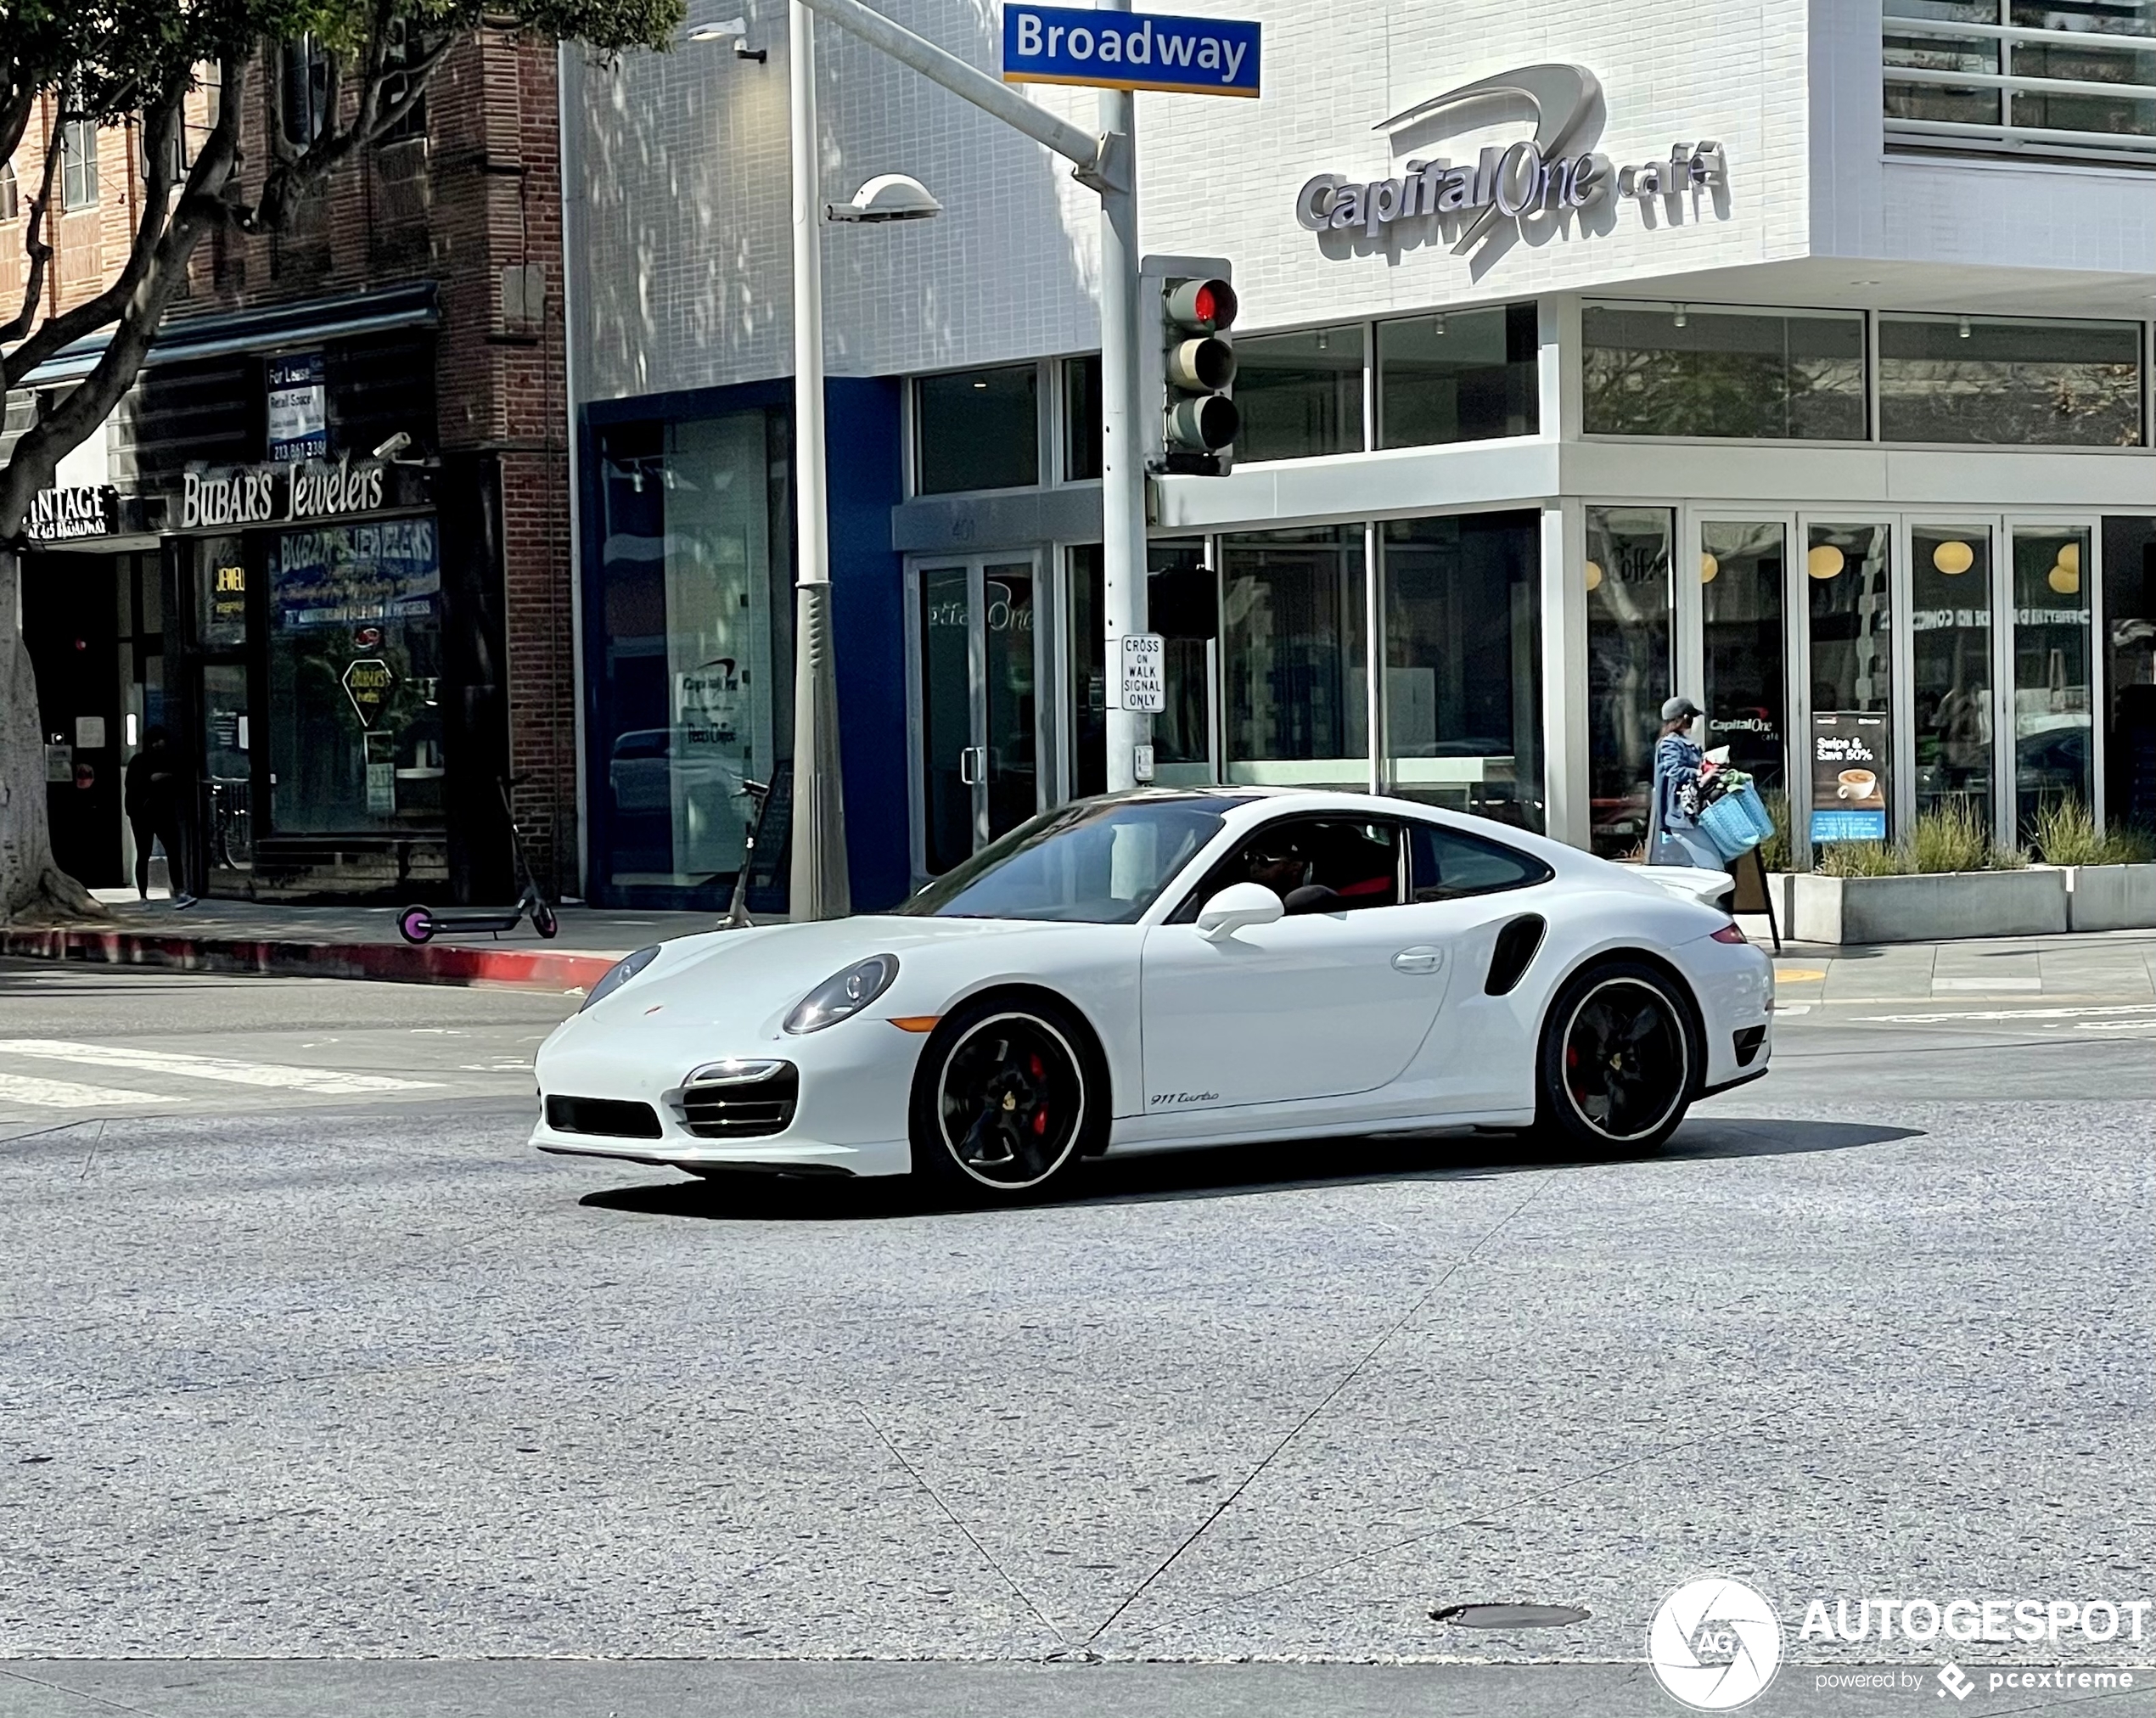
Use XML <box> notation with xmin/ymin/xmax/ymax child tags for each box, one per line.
<box><xmin>957</xmin><ymin>745</ymin><xmax>984</xmax><ymax>786</ymax></box>
<box><xmin>1392</xmin><ymin>946</ymin><xmax>1444</xmax><ymax>974</ymax></box>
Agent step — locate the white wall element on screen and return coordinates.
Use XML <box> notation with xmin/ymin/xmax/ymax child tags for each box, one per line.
<box><xmin>570</xmin><ymin>0</ymin><xmax>1814</xmax><ymax>402</ymax></box>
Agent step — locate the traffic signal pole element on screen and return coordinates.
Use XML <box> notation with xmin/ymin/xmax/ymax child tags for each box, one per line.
<box><xmin>1095</xmin><ymin>0</ymin><xmax>1151</xmax><ymax>794</ymax></box>
<box><xmin>790</xmin><ymin>0</ymin><xmax>1151</xmax><ymax>791</ymax></box>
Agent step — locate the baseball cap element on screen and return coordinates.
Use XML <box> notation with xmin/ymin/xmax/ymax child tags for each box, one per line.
<box><xmin>1661</xmin><ymin>696</ymin><xmax>1703</xmax><ymax>721</ymax></box>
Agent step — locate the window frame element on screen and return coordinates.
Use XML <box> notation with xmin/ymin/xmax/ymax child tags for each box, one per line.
<box><xmin>59</xmin><ymin>115</ymin><xmax>98</xmax><ymax>211</ymax></box>
<box><xmin>1405</xmin><ymin>817</ymin><xmax>1554</xmax><ymax>901</ymax></box>
<box><xmin>908</xmin><ymin>360</ymin><xmax>1047</xmax><ymax>498</ymax></box>
<box><xmin>1166</xmin><ymin>811</ymin><xmax>1410</xmax><ymax>922</ymax></box>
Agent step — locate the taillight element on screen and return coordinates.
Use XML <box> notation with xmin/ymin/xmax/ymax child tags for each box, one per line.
<box><xmin>1710</xmin><ymin>922</ymin><xmax>1748</xmax><ymax>944</ymax></box>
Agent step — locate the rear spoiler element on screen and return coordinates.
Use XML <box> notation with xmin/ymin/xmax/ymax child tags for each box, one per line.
<box><xmin>1641</xmin><ymin>866</ymin><xmax>1738</xmax><ymax>907</ymax></box>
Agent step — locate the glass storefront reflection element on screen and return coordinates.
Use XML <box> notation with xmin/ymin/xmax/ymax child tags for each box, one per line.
<box><xmin>1221</xmin><ymin>525</ymin><xmax>1367</xmax><ymax>784</ymax></box>
<box><xmin>591</xmin><ymin>411</ymin><xmax>790</xmax><ymax>905</ymax></box>
<box><xmin>1382</xmin><ymin>511</ymin><xmax>1543</xmax><ymax>829</ymax></box>
<box><xmin>1586</xmin><ymin>507</ymin><xmax>1673</xmax><ymax>857</ymax></box>
<box><xmin>1701</xmin><ymin>522</ymin><xmax>1788</xmax><ymax>802</ymax></box>
<box><xmin>2012</xmin><ymin>525</ymin><xmax>2094</xmax><ymax>833</ymax></box>
<box><xmin>2103</xmin><ymin>517</ymin><xmax>2156</xmax><ymax>835</ymax></box>
<box><xmin>1911</xmin><ymin>524</ymin><xmax>1993</xmax><ymax>834</ymax></box>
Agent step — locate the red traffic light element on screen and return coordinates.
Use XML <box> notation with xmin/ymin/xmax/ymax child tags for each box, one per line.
<box><xmin>1165</xmin><ymin>278</ymin><xmax>1238</xmax><ymax>333</ymax></box>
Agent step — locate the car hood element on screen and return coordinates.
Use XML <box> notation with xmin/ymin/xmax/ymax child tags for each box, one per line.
<box><xmin>554</xmin><ymin>913</ymin><xmax>1076</xmax><ymax>1039</ymax></box>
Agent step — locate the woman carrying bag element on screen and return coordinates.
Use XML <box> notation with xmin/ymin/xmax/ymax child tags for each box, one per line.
<box><xmin>1646</xmin><ymin>696</ymin><xmax>1723</xmax><ymax>869</ymax></box>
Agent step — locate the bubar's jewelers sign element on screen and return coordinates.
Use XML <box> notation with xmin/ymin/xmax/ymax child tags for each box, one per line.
<box><xmin>180</xmin><ymin>455</ymin><xmax>391</xmax><ymax>531</ymax></box>
<box><xmin>1295</xmin><ymin>63</ymin><xmax>1726</xmax><ymax>256</ymax></box>
<box><xmin>26</xmin><ymin>484</ymin><xmax>119</xmax><ymax>542</ymax></box>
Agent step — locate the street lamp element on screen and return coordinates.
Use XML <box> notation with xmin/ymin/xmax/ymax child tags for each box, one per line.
<box><xmin>685</xmin><ymin>11</ymin><xmax>922</xmax><ymax>922</ymax></box>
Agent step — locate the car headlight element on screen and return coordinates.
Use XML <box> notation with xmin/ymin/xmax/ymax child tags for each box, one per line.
<box><xmin>581</xmin><ymin>944</ymin><xmax>661</xmax><ymax>1012</ymax></box>
<box><xmin>783</xmin><ymin>954</ymin><xmax>899</xmax><ymax>1034</ymax></box>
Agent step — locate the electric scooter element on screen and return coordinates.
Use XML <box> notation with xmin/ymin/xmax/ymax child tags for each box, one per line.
<box><xmin>396</xmin><ymin>777</ymin><xmax>559</xmax><ymax>945</ymax></box>
<box><xmin>719</xmin><ymin>778</ymin><xmax>774</xmax><ymax>929</ymax></box>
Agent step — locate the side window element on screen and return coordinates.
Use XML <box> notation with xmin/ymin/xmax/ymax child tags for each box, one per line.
<box><xmin>1408</xmin><ymin>823</ymin><xmax>1553</xmax><ymax>901</ymax></box>
<box><xmin>1175</xmin><ymin>816</ymin><xmax>1405</xmax><ymax>918</ymax></box>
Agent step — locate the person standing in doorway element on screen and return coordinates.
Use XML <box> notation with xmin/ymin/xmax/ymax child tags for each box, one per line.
<box><xmin>1646</xmin><ymin>696</ymin><xmax>1721</xmax><ymax>868</ymax></box>
<box><xmin>124</xmin><ymin>727</ymin><xmax>196</xmax><ymax>908</ymax></box>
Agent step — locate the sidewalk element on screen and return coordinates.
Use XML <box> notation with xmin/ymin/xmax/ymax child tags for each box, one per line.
<box><xmin>6</xmin><ymin>894</ymin><xmax>2152</xmax><ymax>1002</ymax></box>
<box><xmin>1745</xmin><ymin>918</ymin><xmax>2156</xmax><ymax>1008</ymax></box>
<box><xmin>0</xmin><ymin>894</ymin><xmax>722</xmax><ymax>994</ymax></box>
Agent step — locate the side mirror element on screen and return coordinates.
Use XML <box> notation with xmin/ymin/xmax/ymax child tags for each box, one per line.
<box><xmin>1195</xmin><ymin>881</ymin><xmax>1284</xmax><ymax>941</ymax></box>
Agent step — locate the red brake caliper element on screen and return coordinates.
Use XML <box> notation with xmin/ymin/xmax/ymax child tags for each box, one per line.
<box><xmin>1030</xmin><ymin>1053</ymin><xmax>1048</xmax><ymax>1133</ymax></box>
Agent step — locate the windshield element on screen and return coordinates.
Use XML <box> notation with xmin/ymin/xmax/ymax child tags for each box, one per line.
<box><xmin>896</xmin><ymin>796</ymin><xmax>1242</xmax><ymax>924</ymax></box>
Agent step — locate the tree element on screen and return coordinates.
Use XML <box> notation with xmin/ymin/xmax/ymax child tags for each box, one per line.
<box><xmin>0</xmin><ymin>0</ymin><xmax>679</xmax><ymax>922</ymax></box>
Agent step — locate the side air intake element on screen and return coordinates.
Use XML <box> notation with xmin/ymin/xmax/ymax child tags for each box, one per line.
<box><xmin>1485</xmin><ymin>914</ymin><xmax>1547</xmax><ymax>997</ymax></box>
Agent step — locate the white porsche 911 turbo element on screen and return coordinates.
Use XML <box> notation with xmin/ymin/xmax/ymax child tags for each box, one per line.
<box><xmin>531</xmin><ymin>789</ymin><xmax>1772</xmax><ymax>1200</ymax></box>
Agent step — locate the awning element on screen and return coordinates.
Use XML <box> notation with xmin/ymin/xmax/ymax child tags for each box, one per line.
<box><xmin>19</xmin><ymin>282</ymin><xmax>441</xmax><ymax>388</ymax></box>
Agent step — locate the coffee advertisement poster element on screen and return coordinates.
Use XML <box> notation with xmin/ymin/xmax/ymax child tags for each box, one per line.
<box><xmin>1811</xmin><ymin>711</ymin><xmax>1889</xmax><ymax>842</ymax></box>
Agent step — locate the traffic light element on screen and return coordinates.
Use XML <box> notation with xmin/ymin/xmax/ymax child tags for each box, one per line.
<box><xmin>1152</xmin><ymin>262</ymin><xmax>1237</xmax><ymax>475</ymax></box>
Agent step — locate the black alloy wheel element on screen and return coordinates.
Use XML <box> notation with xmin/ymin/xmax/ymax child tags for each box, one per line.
<box><xmin>911</xmin><ymin>998</ymin><xmax>1100</xmax><ymax>1199</ymax></box>
<box><xmin>1536</xmin><ymin>962</ymin><xmax>1695</xmax><ymax>1152</ymax></box>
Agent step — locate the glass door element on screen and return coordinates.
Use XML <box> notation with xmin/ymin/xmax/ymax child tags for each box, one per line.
<box><xmin>911</xmin><ymin>553</ymin><xmax>1043</xmax><ymax>877</ymax></box>
<box><xmin>1907</xmin><ymin>521</ymin><xmax>1996</xmax><ymax>838</ymax></box>
<box><xmin>2007</xmin><ymin>521</ymin><xmax>2097</xmax><ymax>839</ymax></box>
<box><xmin>1693</xmin><ymin>517</ymin><xmax>1794</xmax><ymax>815</ymax></box>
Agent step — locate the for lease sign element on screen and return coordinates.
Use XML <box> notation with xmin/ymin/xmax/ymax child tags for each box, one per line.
<box><xmin>1002</xmin><ymin>3</ymin><xmax>1260</xmax><ymax>97</ymax></box>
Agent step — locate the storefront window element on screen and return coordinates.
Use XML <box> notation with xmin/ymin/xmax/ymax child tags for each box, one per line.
<box><xmin>267</xmin><ymin>518</ymin><xmax>444</xmax><ymax>834</ymax></box>
<box><xmin>1701</xmin><ymin>522</ymin><xmax>1789</xmax><ymax>803</ymax></box>
<box><xmin>1062</xmin><ymin>355</ymin><xmax>1101</xmax><ymax>481</ymax></box>
<box><xmin>1382</xmin><ymin>512</ymin><xmax>1542</xmax><ymax>829</ymax></box>
<box><xmin>1911</xmin><ymin>525</ymin><xmax>1994</xmax><ymax>834</ymax></box>
<box><xmin>1586</xmin><ymin>507</ymin><xmax>1673</xmax><ymax>856</ymax></box>
<box><xmin>916</xmin><ymin>364</ymin><xmax>1040</xmax><ymax>493</ymax></box>
<box><xmin>1220</xmin><ymin>525</ymin><xmax>1366</xmax><ymax>783</ymax></box>
<box><xmin>1376</xmin><ymin>304</ymin><xmax>1539</xmax><ymax>449</ymax></box>
<box><xmin>590</xmin><ymin>411</ymin><xmax>790</xmax><ymax>903</ymax></box>
<box><xmin>194</xmin><ymin>536</ymin><xmax>249</xmax><ymax>648</ymax></box>
<box><xmin>1807</xmin><ymin>523</ymin><xmax>1894</xmax><ymax>848</ymax></box>
<box><xmin>1878</xmin><ymin>316</ymin><xmax>2142</xmax><ymax>446</ymax></box>
<box><xmin>2103</xmin><ymin>517</ymin><xmax>2156</xmax><ymax>834</ymax></box>
<box><xmin>2013</xmin><ymin>525</ymin><xmax>2095</xmax><ymax>834</ymax></box>
<box><xmin>1582</xmin><ymin>304</ymin><xmax>1867</xmax><ymax>441</ymax></box>
<box><xmin>1231</xmin><ymin>327</ymin><xmax>1364</xmax><ymax>463</ymax></box>
<box><xmin>1070</xmin><ymin>539</ymin><xmax>1216</xmax><ymax>797</ymax></box>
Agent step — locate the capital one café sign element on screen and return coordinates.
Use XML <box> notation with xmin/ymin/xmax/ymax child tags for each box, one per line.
<box><xmin>1294</xmin><ymin>64</ymin><xmax>1728</xmax><ymax>254</ymax></box>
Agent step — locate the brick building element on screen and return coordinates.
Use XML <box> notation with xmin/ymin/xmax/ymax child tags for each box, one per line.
<box><xmin>5</xmin><ymin>34</ymin><xmax>577</xmax><ymax>904</ymax></box>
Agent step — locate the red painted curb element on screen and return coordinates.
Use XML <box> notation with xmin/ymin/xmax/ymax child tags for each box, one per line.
<box><xmin>1</xmin><ymin>926</ymin><xmax>617</xmax><ymax>993</ymax></box>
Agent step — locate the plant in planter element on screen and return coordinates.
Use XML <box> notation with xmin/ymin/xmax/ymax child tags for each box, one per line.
<box><xmin>2030</xmin><ymin>797</ymin><xmax>2156</xmax><ymax>929</ymax></box>
<box><xmin>1796</xmin><ymin>807</ymin><xmax>2053</xmax><ymax>942</ymax></box>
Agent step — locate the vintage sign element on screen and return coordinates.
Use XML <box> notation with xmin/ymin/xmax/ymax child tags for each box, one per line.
<box><xmin>1114</xmin><ymin>632</ymin><xmax>1166</xmax><ymax>713</ymax></box>
<box><xmin>1002</xmin><ymin>4</ymin><xmax>1260</xmax><ymax>98</ymax></box>
<box><xmin>267</xmin><ymin>351</ymin><xmax>328</xmax><ymax>461</ymax></box>
<box><xmin>26</xmin><ymin>484</ymin><xmax>119</xmax><ymax>542</ymax></box>
<box><xmin>1294</xmin><ymin>63</ymin><xmax>1727</xmax><ymax>257</ymax></box>
<box><xmin>180</xmin><ymin>455</ymin><xmax>390</xmax><ymax>531</ymax></box>
<box><xmin>340</xmin><ymin>658</ymin><xmax>398</xmax><ymax>729</ymax></box>
<box><xmin>1810</xmin><ymin>710</ymin><xmax>1889</xmax><ymax>844</ymax></box>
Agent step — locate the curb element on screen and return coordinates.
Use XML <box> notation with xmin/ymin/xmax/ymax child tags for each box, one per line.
<box><xmin>1</xmin><ymin>926</ymin><xmax>618</xmax><ymax>993</ymax></box>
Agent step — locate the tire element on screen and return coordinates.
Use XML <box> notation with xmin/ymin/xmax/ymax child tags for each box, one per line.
<box><xmin>1535</xmin><ymin>960</ymin><xmax>1698</xmax><ymax>1154</ymax></box>
<box><xmin>396</xmin><ymin>906</ymin><xmax>435</xmax><ymax>946</ymax></box>
<box><xmin>908</xmin><ymin>995</ymin><xmax>1105</xmax><ymax>1202</ymax></box>
<box><xmin>532</xmin><ymin>902</ymin><xmax>559</xmax><ymax>940</ymax></box>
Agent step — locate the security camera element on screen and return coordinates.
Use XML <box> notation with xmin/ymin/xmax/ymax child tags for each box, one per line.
<box><xmin>372</xmin><ymin>431</ymin><xmax>413</xmax><ymax>460</ymax></box>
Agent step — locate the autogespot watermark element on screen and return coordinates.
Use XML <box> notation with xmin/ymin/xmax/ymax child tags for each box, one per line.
<box><xmin>1648</xmin><ymin>1578</ymin><xmax>2150</xmax><ymax>1712</ymax></box>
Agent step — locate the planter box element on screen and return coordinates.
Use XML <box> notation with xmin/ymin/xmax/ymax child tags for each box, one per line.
<box><xmin>2063</xmin><ymin>862</ymin><xmax>2156</xmax><ymax>933</ymax></box>
<box><xmin>1790</xmin><ymin>868</ymin><xmax>2069</xmax><ymax>945</ymax></box>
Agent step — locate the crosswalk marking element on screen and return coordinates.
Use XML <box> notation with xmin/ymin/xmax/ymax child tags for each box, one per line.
<box><xmin>0</xmin><ymin>1072</ymin><xmax>164</xmax><ymax>1109</ymax></box>
<box><xmin>0</xmin><ymin>1040</ymin><xmax>441</xmax><ymax>1096</ymax></box>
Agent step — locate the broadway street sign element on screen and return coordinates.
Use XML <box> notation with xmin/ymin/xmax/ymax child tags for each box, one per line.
<box><xmin>1002</xmin><ymin>3</ymin><xmax>1260</xmax><ymax>97</ymax></box>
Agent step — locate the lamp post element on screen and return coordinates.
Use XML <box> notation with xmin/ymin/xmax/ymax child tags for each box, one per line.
<box><xmin>689</xmin><ymin>15</ymin><xmax>940</xmax><ymax>922</ymax></box>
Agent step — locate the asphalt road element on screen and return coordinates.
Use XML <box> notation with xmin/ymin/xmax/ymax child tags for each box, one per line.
<box><xmin>2</xmin><ymin>955</ymin><xmax>2152</xmax><ymax>1717</ymax></box>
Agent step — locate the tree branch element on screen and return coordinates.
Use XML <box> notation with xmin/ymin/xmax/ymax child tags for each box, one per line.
<box><xmin>0</xmin><ymin>68</ymin><xmax>189</xmax><ymax>390</ymax></box>
<box><xmin>0</xmin><ymin>54</ymin><xmax>247</xmax><ymax>535</ymax></box>
<box><xmin>0</xmin><ymin>123</ymin><xmax>66</xmax><ymax>349</ymax></box>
